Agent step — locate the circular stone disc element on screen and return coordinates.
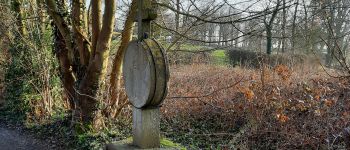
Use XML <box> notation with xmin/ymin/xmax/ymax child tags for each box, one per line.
<box><xmin>142</xmin><ymin>39</ymin><xmax>169</xmax><ymax>106</ymax></box>
<box><xmin>123</xmin><ymin>41</ymin><xmax>156</xmax><ymax>108</ymax></box>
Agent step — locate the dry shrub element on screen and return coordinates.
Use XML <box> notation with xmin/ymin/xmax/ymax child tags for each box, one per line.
<box><xmin>161</xmin><ymin>64</ymin><xmax>350</xmax><ymax>149</ymax></box>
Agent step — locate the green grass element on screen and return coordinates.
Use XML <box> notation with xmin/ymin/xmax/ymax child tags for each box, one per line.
<box><xmin>159</xmin><ymin>42</ymin><xmax>204</xmax><ymax>51</ymax></box>
<box><xmin>128</xmin><ymin>40</ymin><xmax>230</xmax><ymax>66</ymax></box>
<box><xmin>180</xmin><ymin>44</ymin><xmax>204</xmax><ymax>51</ymax></box>
<box><xmin>160</xmin><ymin>138</ymin><xmax>186</xmax><ymax>149</ymax></box>
<box><xmin>110</xmin><ymin>137</ymin><xmax>186</xmax><ymax>149</ymax></box>
<box><xmin>178</xmin><ymin>44</ymin><xmax>229</xmax><ymax>66</ymax></box>
<box><xmin>211</xmin><ymin>50</ymin><xmax>228</xmax><ymax>65</ymax></box>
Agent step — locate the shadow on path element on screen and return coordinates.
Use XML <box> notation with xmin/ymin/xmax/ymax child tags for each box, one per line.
<box><xmin>0</xmin><ymin>125</ymin><xmax>50</xmax><ymax>150</ymax></box>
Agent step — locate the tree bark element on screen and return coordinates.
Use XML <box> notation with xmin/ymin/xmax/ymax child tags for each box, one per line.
<box><xmin>46</xmin><ymin>0</ymin><xmax>117</xmax><ymax>126</ymax></box>
<box><xmin>281</xmin><ymin>0</ymin><xmax>286</xmax><ymax>53</ymax></box>
<box><xmin>78</xmin><ymin>0</ymin><xmax>116</xmax><ymax>124</ymax></box>
<box><xmin>265</xmin><ymin>0</ymin><xmax>280</xmax><ymax>55</ymax></box>
<box><xmin>266</xmin><ymin>28</ymin><xmax>273</xmax><ymax>55</ymax></box>
<box><xmin>91</xmin><ymin>0</ymin><xmax>102</xmax><ymax>60</ymax></box>
<box><xmin>175</xmin><ymin>0</ymin><xmax>180</xmax><ymax>50</ymax></box>
<box><xmin>53</xmin><ymin>25</ymin><xmax>76</xmax><ymax>109</ymax></box>
<box><xmin>72</xmin><ymin>0</ymin><xmax>90</xmax><ymax>66</ymax></box>
<box><xmin>11</xmin><ymin>0</ymin><xmax>27</xmax><ymax>36</ymax></box>
<box><xmin>291</xmin><ymin>0</ymin><xmax>299</xmax><ymax>52</ymax></box>
<box><xmin>45</xmin><ymin>0</ymin><xmax>74</xmax><ymax>62</ymax></box>
<box><xmin>108</xmin><ymin>0</ymin><xmax>137</xmax><ymax>118</ymax></box>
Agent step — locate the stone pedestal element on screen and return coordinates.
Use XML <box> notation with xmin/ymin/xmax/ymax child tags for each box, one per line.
<box><xmin>132</xmin><ymin>107</ymin><xmax>160</xmax><ymax>148</ymax></box>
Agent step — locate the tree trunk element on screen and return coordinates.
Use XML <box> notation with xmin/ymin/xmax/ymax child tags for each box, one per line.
<box><xmin>291</xmin><ymin>0</ymin><xmax>299</xmax><ymax>52</ymax></box>
<box><xmin>108</xmin><ymin>0</ymin><xmax>137</xmax><ymax>118</ymax></box>
<box><xmin>303</xmin><ymin>0</ymin><xmax>313</xmax><ymax>54</ymax></box>
<box><xmin>78</xmin><ymin>0</ymin><xmax>116</xmax><ymax>125</ymax></box>
<box><xmin>91</xmin><ymin>0</ymin><xmax>102</xmax><ymax>60</ymax></box>
<box><xmin>46</xmin><ymin>0</ymin><xmax>116</xmax><ymax>127</ymax></box>
<box><xmin>326</xmin><ymin>33</ymin><xmax>334</xmax><ymax>67</ymax></box>
<box><xmin>281</xmin><ymin>0</ymin><xmax>286</xmax><ymax>53</ymax></box>
<box><xmin>72</xmin><ymin>0</ymin><xmax>90</xmax><ymax>66</ymax></box>
<box><xmin>45</xmin><ymin>0</ymin><xmax>75</xmax><ymax>61</ymax></box>
<box><xmin>266</xmin><ymin>27</ymin><xmax>273</xmax><ymax>55</ymax></box>
<box><xmin>175</xmin><ymin>0</ymin><xmax>180</xmax><ymax>50</ymax></box>
<box><xmin>53</xmin><ymin>25</ymin><xmax>76</xmax><ymax>109</ymax></box>
<box><xmin>11</xmin><ymin>0</ymin><xmax>27</xmax><ymax>36</ymax></box>
<box><xmin>265</xmin><ymin>0</ymin><xmax>280</xmax><ymax>55</ymax></box>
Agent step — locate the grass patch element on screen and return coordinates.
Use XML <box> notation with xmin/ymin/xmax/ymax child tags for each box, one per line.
<box><xmin>109</xmin><ymin>137</ymin><xmax>186</xmax><ymax>149</ymax></box>
<box><xmin>180</xmin><ymin>44</ymin><xmax>204</xmax><ymax>51</ymax></box>
<box><xmin>161</xmin><ymin>138</ymin><xmax>186</xmax><ymax>149</ymax></box>
<box><xmin>211</xmin><ymin>50</ymin><xmax>228</xmax><ymax>65</ymax></box>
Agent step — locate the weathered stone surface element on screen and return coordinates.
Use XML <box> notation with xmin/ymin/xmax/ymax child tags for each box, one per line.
<box><xmin>123</xmin><ymin>41</ymin><xmax>155</xmax><ymax>108</ymax></box>
<box><xmin>123</xmin><ymin>39</ymin><xmax>169</xmax><ymax>108</ymax></box>
<box><xmin>105</xmin><ymin>142</ymin><xmax>177</xmax><ymax>150</ymax></box>
<box><xmin>142</xmin><ymin>39</ymin><xmax>169</xmax><ymax>106</ymax></box>
<box><xmin>105</xmin><ymin>138</ymin><xmax>183</xmax><ymax>150</ymax></box>
<box><xmin>132</xmin><ymin>107</ymin><xmax>160</xmax><ymax>148</ymax></box>
<box><xmin>133</xmin><ymin>0</ymin><xmax>158</xmax><ymax>21</ymax></box>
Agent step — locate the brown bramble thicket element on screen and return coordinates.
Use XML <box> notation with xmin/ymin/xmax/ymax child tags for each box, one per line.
<box><xmin>161</xmin><ymin>64</ymin><xmax>350</xmax><ymax>149</ymax></box>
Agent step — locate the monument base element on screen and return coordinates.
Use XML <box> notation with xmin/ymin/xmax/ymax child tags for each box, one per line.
<box><xmin>133</xmin><ymin>107</ymin><xmax>160</xmax><ymax>148</ymax></box>
<box><xmin>105</xmin><ymin>138</ymin><xmax>184</xmax><ymax>150</ymax></box>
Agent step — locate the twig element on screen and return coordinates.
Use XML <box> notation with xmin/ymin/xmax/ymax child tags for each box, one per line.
<box><xmin>73</xmin><ymin>87</ymin><xmax>98</xmax><ymax>101</ymax></box>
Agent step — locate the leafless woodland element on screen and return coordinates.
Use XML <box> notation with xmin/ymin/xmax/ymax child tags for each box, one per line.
<box><xmin>0</xmin><ymin>0</ymin><xmax>349</xmax><ymax>149</ymax></box>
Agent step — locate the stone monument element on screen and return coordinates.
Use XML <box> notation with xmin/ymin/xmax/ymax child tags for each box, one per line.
<box><xmin>122</xmin><ymin>0</ymin><xmax>169</xmax><ymax>149</ymax></box>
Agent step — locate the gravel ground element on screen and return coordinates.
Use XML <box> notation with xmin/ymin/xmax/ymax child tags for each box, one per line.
<box><xmin>0</xmin><ymin>125</ymin><xmax>52</xmax><ymax>150</ymax></box>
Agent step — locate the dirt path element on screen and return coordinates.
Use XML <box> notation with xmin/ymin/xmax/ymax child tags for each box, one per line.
<box><xmin>0</xmin><ymin>125</ymin><xmax>51</xmax><ymax>150</ymax></box>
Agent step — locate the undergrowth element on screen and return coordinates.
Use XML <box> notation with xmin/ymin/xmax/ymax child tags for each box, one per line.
<box><xmin>162</xmin><ymin>64</ymin><xmax>350</xmax><ymax>149</ymax></box>
<box><xmin>1</xmin><ymin>58</ymin><xmax>349</xmax><ymax>149</ymax></box>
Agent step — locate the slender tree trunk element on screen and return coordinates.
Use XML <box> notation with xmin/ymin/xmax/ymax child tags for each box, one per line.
<box><xmin>36</xmin><ymin>0</ymin><xmax>46</xmax><ymax>32</ymax></box>
<box><xmin>291</xmin><ymin>0</ymin><xmax>299</xmax><ymax>52</ymax></box>
<box><xmin>53</xmin><ymin>25</ymin><xmax>76</xmax><ymax>109</ymax></box>
<box><xmin>208</xmin><ymin>26</ymin><xmax>213</xmax><ymax>46</ymax></box>
<box><xmin>326</xmin><ymin>2</ymin><xmax>336</xmax><ymax>67</ymax></box>
<box><xmin>219</xmin><ymin>24</ymin><xmax>223</xmax><ymax>46</ymax></box>
<box><xmin>175</xmin><ymin>0</ymin><xmax>180</xmax><ymax>50</ymax></box>
<box><xmin>266</xmin><ymin>27</ymin><xmax>273</xmax><ymax>55</ymax></box>
<box><xmin>108</xmin><ymin>0</ymin><xmax>137</xmax><ymax>118</ymax></box>
<box><xmin>91</xmin><ymin>0</ymin><xmax>102</xmax><ymax>60</ymax></box>
<box><xmin>45</xmin><ymin>0</ymin><xmax>75</xmax><ymax>61</ymax></box>
<box><xmin>78</xmin><ymin>0</ymin><xmax>116</xmax><ymax>125</ymax></box>
<box><xmin>281</xmin><ymin>0</ymin><xmax>286</xmax><ymax>53</ymax></box>
<box><xmin>326</xmin><ymin>35</ymin><xmax>333</xmax><ymax>67</ymax></box>
<box><xmin>72</xmin><ymin>0</ymin><xmax>90</xmax><ymax>66</ymax></box>
<box><xmin>11</xmin><ymin>0</ymin><xmax>26</xmax><ymax>36</ymax></box>
<box><xmin>265</xmin><ymin>0</ymin><xmax>280</xmax><ymax>55</ymax></box>
<box><xmin>46</xmin><ymin>0</ymin><xmax>76</xmax><ymax>111</ymax></box>
<box><xmin>303</xmin><ymin>0</ymin><xmax>312</xmax><ymax>54</ymax></box>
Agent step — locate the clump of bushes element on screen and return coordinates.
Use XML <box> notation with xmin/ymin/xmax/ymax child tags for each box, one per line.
<box><xmin>162</xmin><ymin>64</ymin><xmax>349</xmax><ymax>149</ymax></box>
<box><xmin>168</xmin><ymin>51</ymin><xmax>211</xmax><ymax>65</ymax></box>
<box><xmin>226</xmin><ymin>49</ymin><xmax>308</xmax><ymax>68</ymax></box>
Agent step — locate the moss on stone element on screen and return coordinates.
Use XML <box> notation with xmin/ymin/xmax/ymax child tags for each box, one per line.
<box><xmin>106</xmin><ymin>137</ymin><xmax>186</xmax><ymax>150</ymax></box>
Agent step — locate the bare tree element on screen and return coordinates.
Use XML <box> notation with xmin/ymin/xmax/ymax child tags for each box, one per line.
<box><xmin>46</xmin><ymin>0</ymin><xmax>116</xmax><ymax>126</ymax></box>
<box><xmin>264</xmin><ymin>0</ymin><xmax>281</xmax><ymax>55</ymax></box>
